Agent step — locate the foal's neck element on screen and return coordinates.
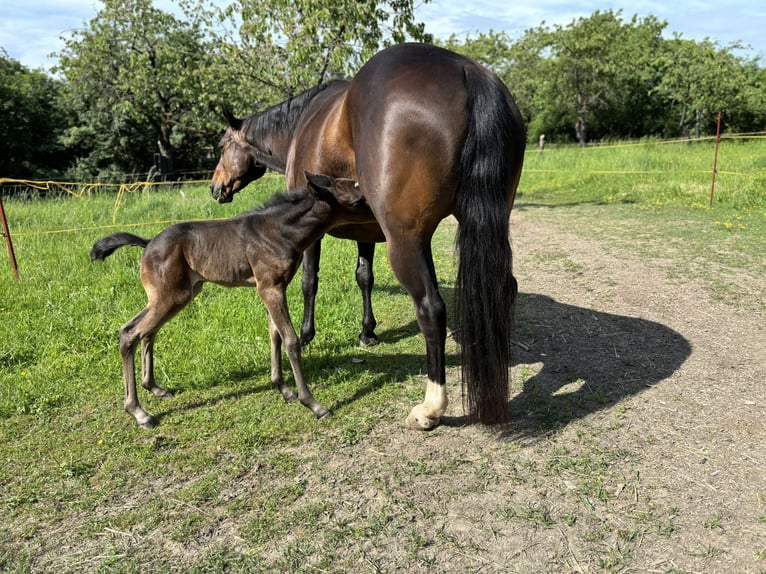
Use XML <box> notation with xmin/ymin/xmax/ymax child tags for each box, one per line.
<box><xmin>250</xmin><ymin>195</ymin><xmax>333</xmax><ymax>253</ymax></box>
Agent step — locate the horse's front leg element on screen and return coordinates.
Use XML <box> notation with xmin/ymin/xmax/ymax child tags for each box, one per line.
<box><xmin>261</xmin><ymin>285</ymin><xmax>331</xmax><ymax>419</ymax></box>
<box><xmin>356</xmin><ymin>241</ymin><xmax>379</xmax><ymax>346</ymax></box>
<box><xmin>299</xmin><ymin>239</ymin><xmax>321</xmax><ymax>347</ymax></box>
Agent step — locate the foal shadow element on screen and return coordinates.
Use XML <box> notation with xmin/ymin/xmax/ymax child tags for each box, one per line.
<box><xmin>442</xmin><ymin>292</ymin><xmax>692</xmax><ymax>439</ymax></box>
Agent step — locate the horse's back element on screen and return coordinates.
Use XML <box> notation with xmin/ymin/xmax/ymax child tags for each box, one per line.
<box><xmin>344</xmin><ymin>43</ymin><xmax>524</xmax><ymax>232</ymax></box>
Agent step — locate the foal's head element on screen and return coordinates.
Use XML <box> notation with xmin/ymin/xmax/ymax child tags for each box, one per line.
<box><xmin>211</xmin><ymin>109</ymin><xmax>268</xmax><ymax>203</ymax></box>
<box><xmin>304</xmin><ymin>172</ymin><xmax>371</xmax><ymax>224</ymax></box>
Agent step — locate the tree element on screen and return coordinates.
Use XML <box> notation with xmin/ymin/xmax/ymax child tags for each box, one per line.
<box><xmin>654</xmin><ymin>37</ymin><xmax>754</xmax><ymax>138</ymax></box>
<box><xmin>0</xmin><ymin>50</ymin><xmax>69</xmax><ymax>178</ymax></box>
<box><xmin>192</xmin><ymin>0</ymin><xmax>433</xmax><ymax>109</ymax></box>
<box><xmin>55</xmin><ymin>0</ymin><xmax>219</xmax><ymax>177</ymax></box>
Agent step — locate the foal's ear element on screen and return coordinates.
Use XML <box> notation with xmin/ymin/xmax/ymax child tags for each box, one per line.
<box><xmin>305</xmin><ymin>171</ymin><xmax>362</xmax><ymax>207</ymax></box>
<box><xmin>222</xmin><ymin>106</ymin><xmax>243</xmax><ymax>131</ymax></box>
<box><xmin>305</xmin><ymin>172</ymin><xmax>335</xmax><ymax>201</ymax></box>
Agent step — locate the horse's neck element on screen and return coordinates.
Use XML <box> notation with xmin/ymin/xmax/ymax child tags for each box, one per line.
<box><xmin>244</xmin><ymin>84</ymin><xmax>334</xmax><ymax>174</ymax></box>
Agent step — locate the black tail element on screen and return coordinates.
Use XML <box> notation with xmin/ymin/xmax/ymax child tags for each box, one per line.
<box><xmin>455</xmin><ymin>64</ymin><xmax>525</xmax><ymax>425</ymax></box>
<box><xmin>90</xmin><ymin>233</ymin><xmax>150</xmax><ymax>261</ymax></box>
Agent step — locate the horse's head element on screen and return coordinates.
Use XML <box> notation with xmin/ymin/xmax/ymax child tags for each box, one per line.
<box><xmin>210</xmin><ymin>108</ymin><xmax>268</xmax><ymax>203</ymax></box>
<box><xmin>305</xmin><ymin>172</ymin><xmax>372</xmax><ymax>223</ymax></box>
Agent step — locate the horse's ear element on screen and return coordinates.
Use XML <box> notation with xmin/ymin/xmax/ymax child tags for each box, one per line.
<box><xmin>305</xmin><ymin>172</ymin><xmax>335</xmax><ymax>200</ymax></box>
<box><xmin>222</xmin><ymin>106</ymin><xmax>243</xmax><ymax>131</ymax></box>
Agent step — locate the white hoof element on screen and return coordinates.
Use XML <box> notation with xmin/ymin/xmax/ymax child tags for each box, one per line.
<box><xmin>405</xmin><ymin>404</ymin><xmax>440</xmax><ymax>431</ymax></box>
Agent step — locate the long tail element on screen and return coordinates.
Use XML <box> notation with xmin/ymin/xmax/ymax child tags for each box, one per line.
<box><xmin>455</xmin><ymin>64</ymin><xmax>525</xmax><ymax>425</ymax></box>
<box><xmin>90</xmin><ymin>233</ymin><xmax>150</xmax><ymax>261</ymax></box>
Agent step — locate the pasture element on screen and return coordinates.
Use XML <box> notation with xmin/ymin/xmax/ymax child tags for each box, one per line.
<box><xmin>1</xmin><ymin>139</ymin><xmax>765</xmax><ymax>572</ymax></box>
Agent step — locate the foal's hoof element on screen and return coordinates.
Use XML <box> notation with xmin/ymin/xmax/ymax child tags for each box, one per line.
<box><xmin>315</xmin><ymin>408</ymin><xmax>332</xmax><ymax>420</ymax></box>
<box><xmin>152</xmin><ymin>388</ymin><xmax>173</xmax><ymax>400</ymax></box>
<box><xmin>135</xmin><ymin>413</ymin><xmax>158</xmax><ymax>430</ymax></box>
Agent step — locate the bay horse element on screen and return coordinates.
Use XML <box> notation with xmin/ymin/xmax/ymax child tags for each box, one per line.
<box><xmin>211</xmin><ymin>43</ymin><xmax>526</xmax><ymax>429</ymax></box>
<box><xmin>91</xmin><ymin>173</ymin><xmax>372</xmax><ymax>428</ymax></box>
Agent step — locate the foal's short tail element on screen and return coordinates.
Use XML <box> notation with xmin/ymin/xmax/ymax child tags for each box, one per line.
<box><xmin>455</xmin><ymin>65</ymin><xmax>524</xmax><ymax>425</ymax></box>
<box><xmin>91</xmin><ymin>233</ymin><xmax>150</xmax><ymax>261</ymax></box>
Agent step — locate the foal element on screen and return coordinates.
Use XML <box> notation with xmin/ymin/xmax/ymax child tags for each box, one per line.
<box><xmin>91</xmin><ymin>173</ymin><xmax>371</xmax><ymax>429</ymax></box>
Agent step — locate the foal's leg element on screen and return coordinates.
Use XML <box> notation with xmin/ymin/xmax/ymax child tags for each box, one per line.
<box><xmin>356</xmin><ymin>241</ymin><xmax>379</xmax><ymax>346</ymax></box>
<box><xmin>261</xmin><ymin>285</ymin><xmax>330</xmax><ymax>419</ymax></box>
<box><xmin>120</xmin><ymin>292</ymin><xmax>191</xmax><ymax>428</ymax></box>
<box><xmin>386</xmin><ymin>239</ymin><xmax>448</xmax><ymax>430</ymax></box>
<box><xmin>141</xmin><ymin>333</ymin><xmax>172</xmax><ymax>399</ymax></box>
<box><xmin>139</xmin><ymin>283</ymin><xmax>201</xmax><ymax>399</ymax></box>
<box><xmin>268</xmin><ymin>315</ymin><xmax>297</xmax><ymax>403</ymax></box>
<box><xmin>299</xmin><ymin>240</ymin><xmax>321</xmax><ymax>347</ymax></box>
<box><xmin>120</xmin><ymin>308</ymin><xmax>161</xmax><ymax>429</ymax></box>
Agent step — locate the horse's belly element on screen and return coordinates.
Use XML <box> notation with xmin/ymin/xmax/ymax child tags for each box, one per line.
<box><xmin>328</xmin><ymin>222</ymin><xmax>385</xmax><ymax>243</ymax></box>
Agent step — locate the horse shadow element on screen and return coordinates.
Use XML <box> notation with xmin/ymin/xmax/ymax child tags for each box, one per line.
<box><xmin>442</xmin><ymin>292</ymin><xmax>692</xmax><ymax>439</ymax></box>
<box><xmin>149</xmin><ymin>291</ymin><xmax>690</xmax><ymax>438</ymax></box>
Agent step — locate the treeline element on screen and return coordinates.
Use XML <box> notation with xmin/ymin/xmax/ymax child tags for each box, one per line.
<box><xmin>1</xmin><ymin>1</ymin><xmax>764</xmax><ymax>181</ymax></box>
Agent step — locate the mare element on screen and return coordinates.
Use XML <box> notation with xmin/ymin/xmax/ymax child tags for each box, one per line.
<box><xmin>91</xmin><ymin>173</ymin><xmax>372</xmax><ymax>429</ymax></box>
<box><xmin>211</xmin><ymin>43</ymin><xmax>526</xmax><ymax>429</ymax></box>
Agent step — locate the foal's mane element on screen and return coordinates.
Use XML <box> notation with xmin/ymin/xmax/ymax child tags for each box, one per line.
<box><xmin>246</xmin><ymin>188</ymin><xmax>314</xmax><ymax>215</ymax></box>
<box><xmin>242</xmin><ymin>81</ymin><xmax>342</xmax><ymax>143</ymax></box>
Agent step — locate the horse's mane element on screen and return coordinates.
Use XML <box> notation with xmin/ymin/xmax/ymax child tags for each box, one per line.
<box><xmin>243</xmin><ymin>81</ymin><xmax>342</xmax><ymax>143</ymax></box>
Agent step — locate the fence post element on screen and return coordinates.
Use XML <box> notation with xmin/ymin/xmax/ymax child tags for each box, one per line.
<box><xmin>0</xmin><ymin>189</ymin><xmax>20</xmax><ymax>281</ymax></box>
<box><xmin>709</xmin><ymin>111</ymin><xmax>722</xmax><ymax>207</ymax></box>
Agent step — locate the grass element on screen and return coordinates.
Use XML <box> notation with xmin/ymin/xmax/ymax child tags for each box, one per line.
<box><xmin>1</xmin><ymin>139</ymin><xmax>764</xmax><ymax>572</ymax></box>
<box><xmin>1</xmin><ymin>175</ymin><xmax>452</xmax><ymax>571</ymax></box>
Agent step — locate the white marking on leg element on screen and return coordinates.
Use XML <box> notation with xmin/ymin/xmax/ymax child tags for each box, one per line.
<box><xmin>405</xmin><ymin>379</ymin><xmax>448</xmax><ymax>430</ymax></box>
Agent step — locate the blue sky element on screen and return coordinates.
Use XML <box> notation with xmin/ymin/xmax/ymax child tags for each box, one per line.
<box><xmin>2</xmin><ymin>0</ymin><xmax>764</xmax><ymax>71</ymax></box>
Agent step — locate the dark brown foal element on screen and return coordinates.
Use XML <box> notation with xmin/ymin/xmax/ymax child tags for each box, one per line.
<box><xmin>91</xmin><ymin>173</ymin><xmax>372</xmax><ymax>428</ymax></box>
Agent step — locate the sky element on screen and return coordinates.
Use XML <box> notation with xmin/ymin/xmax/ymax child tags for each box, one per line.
<box><xmin>1</xmin><ymin>0</ymin><xmax>764</xmax><ymax>72</ymax></box>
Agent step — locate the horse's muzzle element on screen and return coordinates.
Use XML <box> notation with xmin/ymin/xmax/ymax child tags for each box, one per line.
<box><xmin>210</xmin><ymin>184</ymin><xmax>233</xmax><ymax>204</ymax></box>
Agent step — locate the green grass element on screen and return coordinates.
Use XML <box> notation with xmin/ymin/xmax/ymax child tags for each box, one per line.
<box><xmin>0</xmin><ymin>139</ymin><xmax>764</xmax><ymax>571</ymax></box>
<box><xmin>1</xmin><ymin>176</ymin><xmax>455</xmax><ymax>571</ymax></box>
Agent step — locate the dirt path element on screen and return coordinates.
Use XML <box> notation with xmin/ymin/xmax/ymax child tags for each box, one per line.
<box><xmin>271</xmin><ymin>203</ymin><xmax>766</xmax><ymax>573</ymax></box>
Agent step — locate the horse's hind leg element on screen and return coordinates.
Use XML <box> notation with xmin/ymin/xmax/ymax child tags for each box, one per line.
<box><xmin>120</xmin><ymin>309</ymin><xmax>159</xmax><ymax>429</ymax></box>
<box><xmin>356</xmin><ymin>241</ymin><xmax>379</xmax><ymax>346</ymax></box>
<box><xmin>261</xmin><ymin>286</ymin><xmax>331</xmax><ymax>419</ymax></box>
<box><xmin>141</xmin><ymin>333</ymin><xmax>172</xmax><ymax>399</ymax></box>
<box><xmin>268</xmin><ymin>316</ymin><xmax>297</xmax><ymax>403</ymax></box>
<box><xmin>386</xmin><ymin>238</ymin><xmax>448</xmax><ymax>430</ymax></box>
<box><xmin>120</xmin><ymin>294</ymin><xmax>189</xmax><ymax>428</ymax></box>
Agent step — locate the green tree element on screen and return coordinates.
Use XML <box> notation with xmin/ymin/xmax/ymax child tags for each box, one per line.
<box><xmin>654</xmin><ymin>37</ymin><xmax>756</xmax><ymax>138</ymax></box>
<box><xmin>193</xmin><ymin>0</ymin><xmax>432</xmax><ymax>110</ymax></box>
<box><xmin>0</xmin><ymin>50</ymin><xmax>69</xmax><ymax>179</ymax></box>
<box><xmin>55</xmin><ymin>0</ymin><xmax>218</xmax><ymax>178</ymax></box>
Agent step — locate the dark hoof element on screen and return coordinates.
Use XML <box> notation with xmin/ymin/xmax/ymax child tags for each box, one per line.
<box><xmin>300</xmin><ymin>330</ymin><xmax>315</xmax><ymax>348</ymax></box>
<box><xmin>358</xmin><ymin>334</ymin><xmax>380</xmax><ymax>347</ymax></box>
<box><xmin>316</xmin><ymin>408</ymin><xmax>332</xmax><ymax>420</ymax></box>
